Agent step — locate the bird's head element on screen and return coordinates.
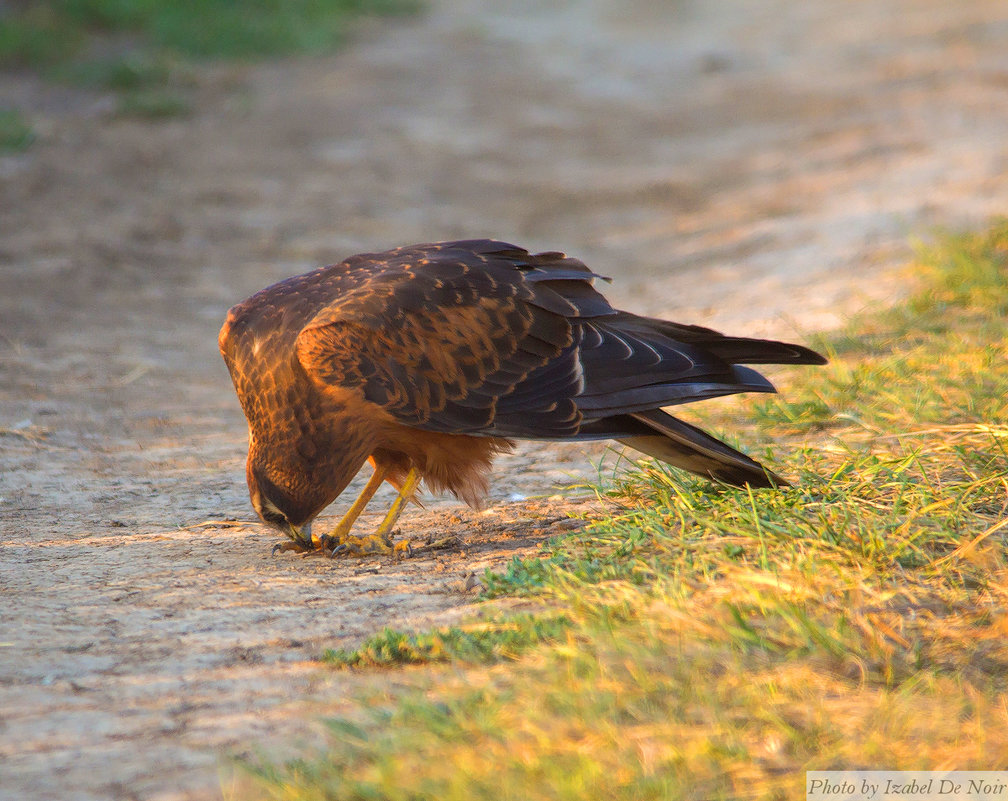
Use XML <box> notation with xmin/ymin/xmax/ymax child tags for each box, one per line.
<box><xmin>246</xmin><ymin>456</ymin><xmax>313</xmax><ymax>547</ymax></box>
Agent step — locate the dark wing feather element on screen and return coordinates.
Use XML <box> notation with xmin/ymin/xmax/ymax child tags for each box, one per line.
<box><xmin>610</xmin><ymin>314</ymin><xmax>827</xmax><ymax>365</ymax></box>
<box><xmin>566</xmin><ymin>319</ymin><xmax>779</xmax><ymax>419</ymax></box>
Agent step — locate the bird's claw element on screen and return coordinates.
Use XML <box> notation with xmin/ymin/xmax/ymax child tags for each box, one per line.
<box><xmin>318</xmin><ymin>530</ymin><xmax>412</xmax><ymax>559</ymax></box>
<box><xmin>272</xmin><ymin>520</ymin><xmax>316</xmax><ymax>557</ymax></box>
<box><xmin>272</xmin><ymin>540</ymin><xmax>313</xmax><ymax>556</ymax></box>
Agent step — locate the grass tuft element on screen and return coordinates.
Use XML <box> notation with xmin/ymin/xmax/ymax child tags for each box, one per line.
<box><xmin>115</xmin><ymin>89</ymin><xmax>191</xmax><ymax>119</ymax></box>
<box><xmin>58</xmin><ymin>52</ymin><xmax>175</xmax><ymax>91</ymax></box>
<box><xmin>0</xmin><ymin>108</ymin><xmax>35</xmax><ymax>152</ymax></box>
<box><xmin>0</xmin><ymin>6</ymin><xmax>83</xmax><ymax>68</ymax></box>
<box><xmin>322</xmin><ymin>613</ymin><xmax>572</xmax><ymax>667</ymax></box>
<box><xmin>1</xmin><ymin>0</ymin><xmax>422</xmax><ymax>67</ymax></box>
<box><xmin>1</xmin><ymin>0</ymin><xmax>422</xmax><ymax>120</ymax></box>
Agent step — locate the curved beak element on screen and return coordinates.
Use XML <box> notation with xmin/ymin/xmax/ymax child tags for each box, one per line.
<box><xmin>286</xmin><ymin>520</ymin><xmax>313</xmax><ymax>550</ymax></box>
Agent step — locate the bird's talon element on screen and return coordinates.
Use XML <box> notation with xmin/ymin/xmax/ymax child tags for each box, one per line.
<box><xmin>317</xmin><ymin>534</ymin><xmax>336</xmax><ymax>552</ymax></box>
<box><xmin>272</xmin><ymin>540</ymin><xmax>312</xmax><ymax>556</ymax></box>
<box><xmin>320</xmin><ymin>530</ymin><xmax>414</xmax><ymax>558</ymax></box>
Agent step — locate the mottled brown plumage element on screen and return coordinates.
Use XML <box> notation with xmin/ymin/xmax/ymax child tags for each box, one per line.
<box><xmin>219</xmin><ymin>239</ymin><xmax>825</xmax><ymax>553</ymax></box>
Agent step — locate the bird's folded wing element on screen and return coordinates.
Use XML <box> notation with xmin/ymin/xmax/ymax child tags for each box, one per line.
<box><xmin>294</xmin><ymin>243</ymin><xmax>615</xmax><ymax>436</ymax></box>
<box><xmin>293</xmin><ymin>240</ymin><xmax>819</xmax><ymax>441</ymax></box>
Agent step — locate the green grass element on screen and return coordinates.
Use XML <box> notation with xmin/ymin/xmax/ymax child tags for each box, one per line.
<box><xmin>322</xmin><ymin>613</ymin><xmax>573</xmax><ymax>668</ymax></box>
<box><xmin>243</xmin><ymin>221</ymin><xmax>1008</xmax><ymax>799</ymax></box>
<box><xmin>114</xmin><ymin>88</ymin><xmax>192</xmax><ymax>119</ymax></box>
<box><xmin>0</xmin><ymin>0</ymin><xmax>421</xmax><ymax>121</ymax></box>
<box><xmin>0</xmin><ymin>108</ymin><xmax>35</xmax><ymax>152</ymax></box>
<box><xmin>0</xmin><ymin>0</ymin><xmax>421</xmax><ymax>66</ymax></box>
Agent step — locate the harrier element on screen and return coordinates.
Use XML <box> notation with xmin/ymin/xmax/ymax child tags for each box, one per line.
<box><xmin>219</xmin><ymin>240</ymin><xmax>825</xmax><ymax>556</ymax></box>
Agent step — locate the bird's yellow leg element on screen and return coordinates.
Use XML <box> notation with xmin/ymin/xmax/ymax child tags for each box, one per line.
<box><xmin>373</xmin><ymin>467</ymin><xmax>421</xmax><ymax>556</ymax></box>
<box><xmin>327</xmin><ymin>467</ymin><xmax>421</xmax><ymax>558</ymax></box>
<box><xmin>317</xmin><ymin>463</ymin><xmax>389</xmax><ymax>548</ymax></box>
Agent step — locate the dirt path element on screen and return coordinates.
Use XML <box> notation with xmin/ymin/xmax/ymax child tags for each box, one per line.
<box><xmin>2</xmin><ymin>0</ymin><xmax>1007</xmax><ymax>798</ymax></box>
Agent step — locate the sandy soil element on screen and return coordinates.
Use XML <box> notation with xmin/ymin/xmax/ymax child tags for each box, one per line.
<box><xmin>1</xmin><ymin>0</ymin><xmax>1007</xmax><ymax>798</ymax></box>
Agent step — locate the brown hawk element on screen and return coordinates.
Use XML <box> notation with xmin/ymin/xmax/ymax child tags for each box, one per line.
<box><xmin>219</xmin><ymin>240</ymin><xmax>825</xmax><ymax>556</ymax></box>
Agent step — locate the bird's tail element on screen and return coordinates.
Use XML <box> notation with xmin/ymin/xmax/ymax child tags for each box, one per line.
<box><xmin>616</xmin><ymin>408</ymin><xmax>786</xmax><ymax>488</ymax></box>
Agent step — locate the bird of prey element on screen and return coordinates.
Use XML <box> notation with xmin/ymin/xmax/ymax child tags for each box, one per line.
<box><xmin>219</xmin><ymin>239</ymin><xmax>825</xmax><ymax>557</ymax></box>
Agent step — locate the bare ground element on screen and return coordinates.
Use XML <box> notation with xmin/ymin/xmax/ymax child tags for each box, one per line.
<box><xmin>1</xmin><ymin>0</ymin><xmax>1007</xmax><ymax>798</ymax></box>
